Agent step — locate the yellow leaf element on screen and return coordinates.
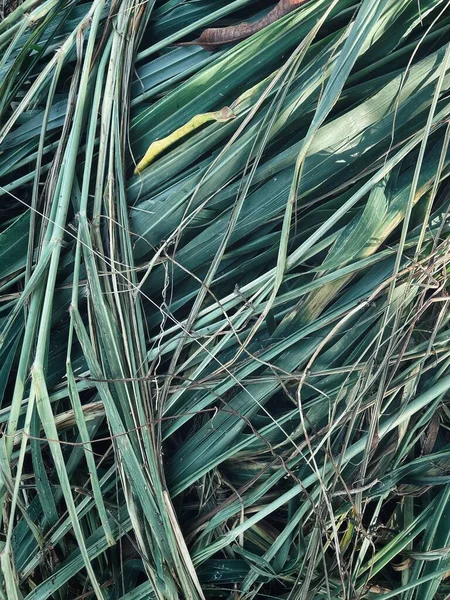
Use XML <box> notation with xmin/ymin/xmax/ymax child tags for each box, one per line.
<box><xmin>134</xmin><ymin>106</ymin><xmax>235</xmax><ymax>174</ymax></box>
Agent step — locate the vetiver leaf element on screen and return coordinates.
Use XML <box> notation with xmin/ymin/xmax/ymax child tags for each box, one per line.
<box><xmin>1</xmin><ymin>0</ymin><xmax>450</xmax><ymax>598</ymax></box>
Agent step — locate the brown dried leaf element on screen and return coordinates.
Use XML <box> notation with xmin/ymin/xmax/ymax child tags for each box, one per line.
<box><xmin>190</xmin><ymin>0</ymin><xmax>310</xmax><ymax>50</ymax></box>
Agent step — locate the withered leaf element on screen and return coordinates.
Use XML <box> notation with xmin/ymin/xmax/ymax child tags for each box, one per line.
<box><xmin>184</xmin><ymin>0</ymin><xmax>311</xmax><ymax>50</ymax></box>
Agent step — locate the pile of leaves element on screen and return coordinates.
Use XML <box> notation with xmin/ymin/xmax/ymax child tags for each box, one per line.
<box><xmin>1</xmin><ymin>0</ymin><xmax>450</xmax><ymax>598</ymax></box>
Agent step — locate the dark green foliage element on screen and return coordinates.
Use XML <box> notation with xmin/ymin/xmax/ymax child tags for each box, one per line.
<box><xmin>1</xmin><ymin>1</ymin><xmax>450</xmax><ymax>599</ymax></box>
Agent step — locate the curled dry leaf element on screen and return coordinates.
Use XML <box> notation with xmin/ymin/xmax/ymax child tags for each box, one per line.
<box><xmin>368</xmin><ymin>585</ymin><xmax>392</xmax><ymax>594</ymax></box>
<box><xmin>187</xmin><ymin>0</ymin><xmax>311</xmax><ymax>50</ymax></box>
<box><xmin>391</xmin><ymin>557</ymin><xmax>412</xmax><ymax>571</ymax></box>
